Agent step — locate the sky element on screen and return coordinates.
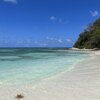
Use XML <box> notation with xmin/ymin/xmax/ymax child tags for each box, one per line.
<box><xmin>0</xmin><ymin>0</ymin><xmax>100</xmax><ymax>47</ymax></box>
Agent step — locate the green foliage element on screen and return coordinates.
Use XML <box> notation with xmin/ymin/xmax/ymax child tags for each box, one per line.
<box><xmin>74</xmin><ymin>18</ymin><xmax>100</xmax><ymax>49</ymax></box>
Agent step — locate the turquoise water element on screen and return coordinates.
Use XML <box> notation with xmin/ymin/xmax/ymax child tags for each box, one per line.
<box><xmin>0</xmin><ymin>48</ymin><xmax>90</xmax><ymax>85</ymax></box>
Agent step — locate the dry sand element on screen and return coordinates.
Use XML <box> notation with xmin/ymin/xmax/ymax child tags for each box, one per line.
<box><xmin>0</xmin><ymin>52</ymin><xmax>100</xmax><ymax>100</ymax></box>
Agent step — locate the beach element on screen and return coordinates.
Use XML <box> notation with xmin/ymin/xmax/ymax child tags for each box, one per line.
<box><xmin>1</xmin><ymin>0</ymin><xmax>100</xmax><ymax>99</ymax></box>
<box><xmin>0</xmin><ymin>51</ymin><xmax>100</xmax><ymax>100</ymax></box>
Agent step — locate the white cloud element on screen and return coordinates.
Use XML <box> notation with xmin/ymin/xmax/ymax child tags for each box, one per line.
<box><xmin>50</xmin><ymin>16</ymin><xmax>68</xmax><ymax>24</ymax></box>
<box><xmin>46</xmin><ymin>37</ymin><xmax>69</xmax><ymax>44</ymax></box>
<box><xmin>46</xmin><ymin>36</ymin><xmax>49</xmax><ymax>40</ymax></box>
<box><xmin>82</xmin><ymin>25</ymin><xmax>88</xmax><ymax>30</ymax></box>
<box><xmin>3</xmin><ymin>0</ymin><xmax>17</xmax><ymax>4</ymax></box>
<box><xmin>50</xmin><ymin>16</ymin><xmax>56</xmax><ymax>21</ymax></box>
<box><xmin>66</xmin><ymin>39</ymin><xmax>71</xmax><ymax>42</ymax></box>
<box><xmin>58</xmin><ymin>39</ymin><xmax>63</xmax><ymax>43</ymax></box>
<box><xmin>46</xmin><ymin>37</ymin><xmax>56</xmax><ymax>41</ymax></box>
<box><xmin>90</xmin><ymin>10</ymin><xmax>99</xmax><ymax>17</ymax></box>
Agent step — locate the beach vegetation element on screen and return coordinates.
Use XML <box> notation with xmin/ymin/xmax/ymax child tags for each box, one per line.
<box><xmin>74</xmin><ymin>18</ymin><xmax>100</xmax><ymax>49</ymax></box>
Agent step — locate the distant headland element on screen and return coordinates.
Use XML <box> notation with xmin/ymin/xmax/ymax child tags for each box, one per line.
<box><xmin>74</xmin><ymin>18</ymin><xmax>100</xmax><ymax>49</ymax></box>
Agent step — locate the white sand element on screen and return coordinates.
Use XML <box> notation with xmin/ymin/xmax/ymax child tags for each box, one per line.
<box><xmin>95</xmin><ymin>50</ymin><xmax>100</xmax><ymax>55</ymax></box>
<box><xmin>71</xmin><ymin>47</ymin><xmax>95</xmax><ymax>51</ymax></box>
<box><xmin>0</xmin><ymin>52</ymin><xmax>100</xmax><ymax>100</ymax></box>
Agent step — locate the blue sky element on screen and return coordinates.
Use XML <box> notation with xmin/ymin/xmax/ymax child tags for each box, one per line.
<box><xmin>0</xmin><ymin>0</ymin><xmax>100</xmax><ymax>47</ymax></box>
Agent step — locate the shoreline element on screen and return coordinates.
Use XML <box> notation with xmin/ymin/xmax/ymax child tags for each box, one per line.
<box><xmin>71</xmin><ymin>47</ymin><xmax>99</xmax><ymax>51</ymax></box>
<box><xmin>0</xmin><ymin>51</ymin><xmax>100</xmax><ymax>100</ymax></box>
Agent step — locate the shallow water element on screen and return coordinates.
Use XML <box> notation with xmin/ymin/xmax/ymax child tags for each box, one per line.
<box><xmin>0</xmin><ymin>48</ymin><xmax>90</xmax><ymax>85</ymax></box>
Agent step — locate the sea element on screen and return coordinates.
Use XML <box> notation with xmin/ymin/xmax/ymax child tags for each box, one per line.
<box><xmin>0</xmin><ymin>48</ymin><xmax>90</xmax><ymax>85</ymax></box>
